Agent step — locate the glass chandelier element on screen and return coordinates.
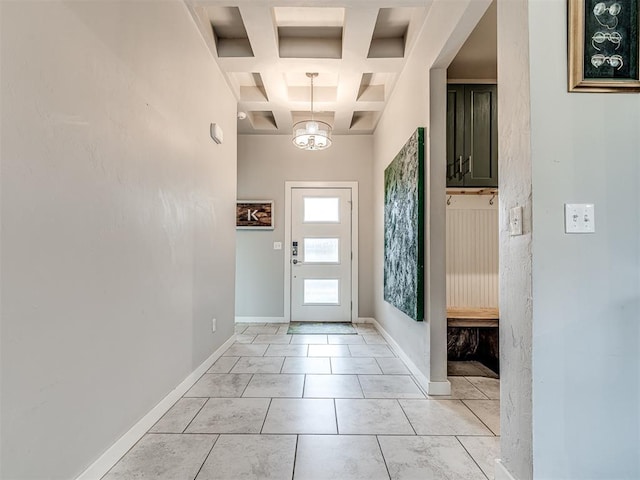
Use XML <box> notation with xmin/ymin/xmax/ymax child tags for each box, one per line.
<box><xmin>292</xmin><ymin>73</ymin><xmax>332</xmax><ymax>151</ymax></box>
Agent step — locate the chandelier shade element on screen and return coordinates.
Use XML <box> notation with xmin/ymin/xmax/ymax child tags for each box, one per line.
<box><xmin>292</xmin><ymin>73</ymin><xmax>333</xmax><ymax>151</ymax></box>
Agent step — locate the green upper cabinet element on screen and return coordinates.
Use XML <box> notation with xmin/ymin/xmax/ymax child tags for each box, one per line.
<box><xmin>446</xmin><ymin>84</ymin><xmax>498</xmax><ymax>188</ymax></box>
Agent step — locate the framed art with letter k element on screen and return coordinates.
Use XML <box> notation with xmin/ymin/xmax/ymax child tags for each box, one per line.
<box><xmin>236</xmin><ymin>200</ymin><xmax>274</xmax><ymax>229</ymax></box>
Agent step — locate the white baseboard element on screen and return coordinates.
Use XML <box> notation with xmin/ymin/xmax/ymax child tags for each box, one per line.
<box><xmin>76</xmin><ymin>334</ymin><xmax>236</xmax><ymax>480</ymax></box>
<box><xmin>495</xmin><ymin>460</ymin><xmax>518</xmax><ymax>480</ymax></box>
<box><xmin>370</xmin><ymin>318</ymin><xmax>451</xmax><ymax>396</ymax></box>
<box><xmin>355</xmin><ymin>317</ymin><xmax>375</xmax><ymax>324</ymax></box>
<box><xmin>235</xmin><ymin>316</ymin><xmax>287</xmax><ymax>324</ymax></box>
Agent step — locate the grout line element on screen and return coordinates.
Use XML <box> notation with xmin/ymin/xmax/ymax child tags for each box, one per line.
<box><xmin>180</xmin><ymin>398</ymin><xmax>209</xmax><ymax>434</ymax></box>
<box><xmin>333</xmin><ymin>398</ymin><xmax>339</xmax><ymax>434</ymax></box>
<box><xmin>191</xmin><ymin>434</ymin><xmax>219</xmax><ymax>480</ymax></box>
<box><xmin>291</xmin><ymin>435</ymin><xmax>299</xmax><ymax>480</ymax></box>
<box><xmin>239</xmin><ymin>374</ymin><xmax>254</xmax><ymax>398</ymax></box>
<box><xmin>375</xmin><ymin>435</ymin><xmax>393</xmax><ymax>480</ymax></box>
<box><xmin>455</xmin><ymin>435</ymin><xmax>491</xmax><ymax>480</ymax></box>
<box><xmin>260</xmin><ymin>398</ymin><xmax>274</xmax><ymax>434</ymax></box>
<box><xmin>460</xmin><ymin>400</ymin><xmax>498</xmax><ymax>436</ymax></box>
<box><xmin>396</xmin><ymin>399</ymin><xmax>417</xmax><ymax>435</ymax></box>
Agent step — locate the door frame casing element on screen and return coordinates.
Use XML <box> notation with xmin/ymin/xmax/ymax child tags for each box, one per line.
<box><xmin>284</xmin><ymin>181</ymin><xmax>359</xmax><ymax>323</ymax></box>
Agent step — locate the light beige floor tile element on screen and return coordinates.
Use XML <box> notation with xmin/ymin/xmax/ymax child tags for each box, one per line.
<box><xmin>375</xmin><ymin>358</ymin><xmax>410</xmax><ymax>375</ymax></box>
<box><xmin>349</xmin><ymin>344</ymin><xmax>395</xmax><ymax>357</ymax></box>
<box><xmin>207</xmin><ymin>356</ymin><xmax>240</xmax><ymax>374</ymax></box>
<box><xmin>379</xmin><ymin>435</ymin><xmax>486</xmax><ymax>480</ymax></box>
<box><xmin>277</xmin><ymin>325</ymin><xmax>290</xmax><ymax>335</ymax></box>
<box><xmin>264</xmin><ymin>344</ymin><xmax>308</xmax><ymax>357</ymax></box>
<box><xmin>262</xmin><ymin>398</ymin><xmax>337</xmax><ymax>434</ymax></box>
<box><xmin>428</xmin><ymin>377</ymin><xmax>489</xmax><ymax>400</ymax></box>
<box><xmin>465</xmin><ymin>376</ymin><xmax>500</xmax><ymax>400</ymax></box>
<box><xmin>252</xmin><ymin>334</ymin><xmax>292</xmax><ymax>344</ymax></box>
<box><xmin>362</xmin><ymin>334</ymin><xmax>387</xmax><ymax>344</ymax></box>
<box><xmin>149</xmin><ymin>398</ymin><xmax>207</xmax><ymax>433</ymax></box>
<box><xmin>234</xmin><ymin>325</ymin><xmax>248</xmax><ymax>334</ymax></box>
<box><xmin>185</xmin><ymin>398</ymin><xmax>270</xmax><ymax>434</ymax></box>
<box><xmin>242</xmin><ymin>374</ymin><xmax>304</xmax><ymax>398</ymax></box>
<box><xmin>331</xmin><ymin>357</ymin><xmax>383</xmax><ymax>374</ymax></box>
<box><xmin>184</xmin><ymin>374</ymin><xmax>252</xmax><ymax>398</ymax></box>
<box><xmin>196</xmin><ymin>435</ymin><xmax>296</xmax><ymax>480</ymax></box>
<box><xmin>222</xmin><ymin>344</ymin><xmax>268</xmax><ymax>357</ymax></box>
<box><xmin>294</xmin><ymin>435</ymin><xmax>389</xmax><ymax>480</ymax></box>
<box><xmin>282</xmin><ymin>357</ymin><xmax>331</xmax><ymax>374</ymax></box>
<box><xmin>244</xmin><ymin>326</ymin><xmax>279</xmax><ymax>335</ymax></box>
<box><xmin>358</xmin><ymin>375</ymin><xmax>425</xmax><ymax>399</ymax></box>
<box><xmin>303</xmin><ymin>374</ymin><xmax>364</xmax><ymax>398</ymax></box>
<box><xmin>308</xmin><ymin>344</ymin><xmax>351</xmax><ymax>357</ymax></box>
<box><xmin>104</xmin><ymin>433</ymin><xmax>216</xmax><ymax>480</ymax></box>
<box><xmin>458</xmin><ymin>436</ymin><xmax>501</xmax><ymax>480</ymax></box>
<box><xmin>234</xmin><ymin>334</ymin><xmax>256</xmax><ymax>344</ymax></box>
<box><xmin>355</xmin><ymin>324</ymin><xmax>379</xmax><ymax>333</ymax></box>
<box><xmin>463</xmin><ymin>400</ymin><xmax>500</xmax><ymax>435</ymax></box>
<box><xmin>290</xmin><ymin>334</ymin><xmax>328</xmax><ymax>344</ymax></box>
<box><xmin>399</xmin><ymin>399</ymin><xmax>493</xmax><ymax>436</ymax></box>
<box><xmin>230</xmin><ymin>357</ymin><xmax>284</xmax><ymax>374</ymax></box>
<box><xmin>336</xmin><ymin>399</ymin><xmax>414</xmax><ymax>434</ymax></box>
<box><xmin>327</xmin><ymin>334</ymin><xmax>365</xmax><ymax>344</ymax></box>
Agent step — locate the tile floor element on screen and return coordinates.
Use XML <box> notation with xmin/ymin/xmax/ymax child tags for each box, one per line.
<box><xmin>103</xmin><ymin>323</ymin><xmax>500</xmax><ymax>480</ymax></box>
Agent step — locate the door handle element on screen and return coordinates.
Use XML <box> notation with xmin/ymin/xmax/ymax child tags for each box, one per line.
<box><xmin>292</xmin><ymin>259</ymin><xmax>300</xmax><ymax>265</ymax></box>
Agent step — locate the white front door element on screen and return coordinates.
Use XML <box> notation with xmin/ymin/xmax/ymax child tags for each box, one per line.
<box><xmin>290</xmin><ymin>187</ymin><xmax>353</xmax><ymax>322</ymax></box>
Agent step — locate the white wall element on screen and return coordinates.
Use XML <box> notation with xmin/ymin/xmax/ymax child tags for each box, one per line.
<box><xmin>528</xmin><ymin>1</ymin><xmax>640</xmax><ymax>478</ymax></box>
<box><xmin>372</xmin><ymin>0</ymin><xmax>491</xmax><ymax>390</ymax></box>
<box><xmin>236</xmin><ymin>134</ymin><xmax>374</xmax><ymax>319</ymax></box>
<box><xmin>496</xmin><ymin>0</ymin><xmax>533</xmax><ymax>478</ymax></box>
<box><xmin>0</xmin><ymin>2</ymin><xmax>237</xmax><ymax>479</ymax></box>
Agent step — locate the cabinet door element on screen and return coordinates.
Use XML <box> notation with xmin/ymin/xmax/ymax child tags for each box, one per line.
<box><xmin>463</xmin><ymin>85</ymin><xmax>498</xmax><ymax>187</ymax></box>
<box><xmin>446</xmin><ymin>85</ymin><xmax>465</xmax><ymax>187</ymax></box>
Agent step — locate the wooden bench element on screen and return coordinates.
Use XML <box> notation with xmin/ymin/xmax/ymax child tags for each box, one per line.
<box><xmin>446</xmin><ymin>307</ymin><xmax>499</xmax><ymax>328</ymax></box>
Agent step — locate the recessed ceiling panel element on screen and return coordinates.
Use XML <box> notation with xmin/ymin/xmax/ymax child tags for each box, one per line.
<box><xmin>350</xmin><ymin>111</ymin><xmax>381</xmax><ymax>131</ymax></box>
<box><xmin>207</xmin><ymin>6</ymin><xmax>254</xmax><ymax>57</ymax></box>
<box><xmin>288</xmin><ymin>86</ymin><xmax>337</xmax><ymax>103</ymax></box>
<box><xmin>249</xmin><ymin>111</ymin><xmax>278</xmax><ymax>131</ymax></box>
<box><xmin>357</xmin><ymin>73</ymin><xmax>385</xmax><ymax>102</ymax></box>
<box><xmin>368</xmin><ymin>8</ymin><xmax>414</xmax><ymax>58</ymax></box>
<box><xmin>291</xmin><ymin>111</ymin><xmax>335</xmax><ymax>125</ymax></box>
<box><xmin>278</xmin><ymin>27</ymin><xmax>343</xmax><ymax>59</ymax></box>
<box><xmin>231</xmin><ymin>72</ymin><xmax>269</xmax><ymax>101</ymax></box>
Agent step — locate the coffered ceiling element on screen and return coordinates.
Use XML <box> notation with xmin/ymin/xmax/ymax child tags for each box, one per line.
<box><xmin>186</xmin><ymin>0</ymin><xmax>432</xmax><ymax>135</ymax></box>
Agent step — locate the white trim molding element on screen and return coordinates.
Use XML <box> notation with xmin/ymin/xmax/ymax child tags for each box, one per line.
<box><xmin>370</xmin><ymin>318</ymin><xmax>451</xmax><ymax>396</ymax></box>
<box><xmin>235</xmin><ymin>316</ymin><xmax>287</xmax><ymax>324</ymax></box>
<box><xmin>76</xmin><ymin>335</ymin><xmax>236</xmax><ymax>480</ymax></box>
<box><xmin>495</xmin><ymin>460</ymin><xmax>519</xmax><ymax>480</ymax></box>
<box><xmin>284</xmin><ymin>181</ymin><xmax>359</xmax><ymax>323</ymax></box>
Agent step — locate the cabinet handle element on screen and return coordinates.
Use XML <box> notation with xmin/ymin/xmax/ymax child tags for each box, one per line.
<box><xmin>465</xmin><ymin>156</ymin><xmax>471</xmax><ymax>175</ymax></box>
<box><xmin>456</xmin><ymin>155</ymin><xmax>463</xmax><ymax>179</ymax></box>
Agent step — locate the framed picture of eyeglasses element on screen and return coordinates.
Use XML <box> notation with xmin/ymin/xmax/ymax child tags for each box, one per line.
<box><xmin>569</xmin><ymin>0</ymin><xmax>640</xmax><ymax>92</ymax></box>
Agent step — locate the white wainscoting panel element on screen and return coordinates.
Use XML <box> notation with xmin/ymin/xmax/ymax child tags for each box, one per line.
<box><xmin>446</xmin><ymin>194</ymin><xmax>499</xmax><ymax>309</ymax></box>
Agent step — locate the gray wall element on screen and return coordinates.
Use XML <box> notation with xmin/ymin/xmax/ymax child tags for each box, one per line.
<box><xmin>236</xmin><ymin>134</ymin><xmax>374</xmax><ymax>319</ymax></box>
<box><xmin>0</xmin><ymin>2</ymin><xmax>237</xmax><ymax>478</ymax></box>
<box><xmin>528</xmin><ymin>1</ymin><xmax>640</xmax><ymax>478</ymax></box>
<box><xmin>372</xmin><ymin>0</ymin><xmax>491</xmax><ymax>389</ymax></box>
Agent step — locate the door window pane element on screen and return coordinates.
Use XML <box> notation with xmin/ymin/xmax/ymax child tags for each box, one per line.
<box><xmin>304</xmin><ymin>279</ymin><xmax>340</xmax><ymax>304</ymax></box>
<box><xmin>304</xmin><ymin>197</ymin><xmax>340</xmax><ymax>223</ymax></box>
<box><xmin>304</xmin><ymin>238</ymin><xmax>339</xmax><ymax>263</ymax></box>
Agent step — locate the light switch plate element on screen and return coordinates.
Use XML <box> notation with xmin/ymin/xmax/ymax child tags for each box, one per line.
<box><xmin>565</xmin><ymin>203</ymin><xmax>595</xmax><ymax>233</ymax></box>
<box><xmin>509</xmin><ymin>206</ymin><xmax>523</xmax><ymax>236</ymax></box>
<box><xmin>273</xmin><ymin>242</ymin><xmax>282</xmax><ymax>250</ymax></box>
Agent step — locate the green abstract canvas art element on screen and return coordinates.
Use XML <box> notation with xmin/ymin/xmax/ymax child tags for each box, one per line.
<box><xmin>383</xmin><ymin>128</ymin><xmax>425</xmax><ymax>321</ymax></box>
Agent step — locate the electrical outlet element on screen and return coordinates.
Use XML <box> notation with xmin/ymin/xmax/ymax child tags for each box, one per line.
<box><xmin>273</xmin><ymin>242</ymin><xmax>282</xmax><ymax>250</ymax></box>
<box><xmin>509</xmin><ymin>206</ymin><xmax>523</xmax><ymax>236</ymax></box>
<box><xmin>211</xmin><ymin>318</ymin><xmax>217</xmax><ymax>332</ymax></box>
